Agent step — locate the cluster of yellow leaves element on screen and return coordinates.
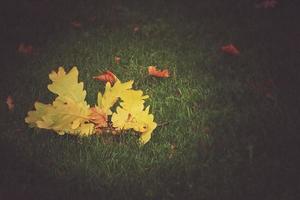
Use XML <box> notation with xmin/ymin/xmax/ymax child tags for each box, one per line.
<box><xmin>25</xmin><ymin>66</ymin><xmax>156</xmax><ymax>144</ymax></box>
<box><xmin>25</xmin><ymin>67</ymin><xmax>94</xmax><ymax>136</ymax></box>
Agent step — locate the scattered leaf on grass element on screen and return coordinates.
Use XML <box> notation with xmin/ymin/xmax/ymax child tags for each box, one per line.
<box><xmin>89</xmin><ymin>107</ymin><xmax>108</xmax><ymax>131</ymax></box>
<box><xmin>25</xmin><ymin>67</ymin><xmax>95</xmax><ymax>136</ymax></box>
<box><xmin>247</xmin><ymin>79</ymin><xmax>275</xmax><ymax>98</ymax></box>
<box><xmin>255</xmin><ymin>0</ymin><xmax>278</xmax><ymax>8</ymax></box>
<box><xmin>93</xmin><ymin>70</ymin><xmax>118</xmax><ymax>85</ymax></box>
<box><xmin>88</xmin><ymin>16</ymin><xmax>97</xmax><ymax>22</ymax></box>
<box><xmin>17</xmin><ymin>43</ymin><xmax>33</xmax><ymax>55</ymax></box>
<box><xmin>17</xmin><ymin>43</ymin><xmax>39</xmax><ymax>56</ymax></box>
<box><xmin>71</xmin><ymin>20</ymin><xmax>82</xmax><ymax>28</ymax></box>
<box><xmin>221</xmin><ymin>44</ymin><xmax>240</xmax><ymax>56</ymax></box>
<box><xmin>114</xmin><ymin>56</ymin><xmax>121</xmax><ymax>64</ymax></box>
<box><xmin>6</xmin><ymin>95</ymin><xmax>14</xmax><ymax>111</ymax></box>
<box><xmin>148</xmin><ymin>66</ymin><xmax>170</xmax><ymax>78</ymax></box>
<box><xmin>133</xmin><ymin>25</ymin><xmax>140</xmax><ymax>33</ymax></box>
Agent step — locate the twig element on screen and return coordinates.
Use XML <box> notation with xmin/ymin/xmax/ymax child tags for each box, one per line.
<box><xmin>157</xmin><ymin>121</ymin><xmax>169</xmax><ymax>127</ymax></box>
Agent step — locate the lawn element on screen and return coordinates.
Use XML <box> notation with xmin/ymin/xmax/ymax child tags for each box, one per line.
<box><xmin>0</xmin><ymin>0</ymin><xmax>299</xmax><ymax>199</ymax></box>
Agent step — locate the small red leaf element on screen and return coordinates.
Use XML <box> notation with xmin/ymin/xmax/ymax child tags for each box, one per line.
<box><xmin>256</xmin><ymin>0</ymin><xmax>278</xmax><ymax>9</ymax></box>
<box><xmin>71</xmin><ymin>20</ymin><xmax>82</xmax><ymax>28</ymax></box>
<box><xmin>148</xmin><ymin>66</ymin><xmax>170</xmax><ymax>78</ymax></box>
<box><xmin>88</xmin><ymin>16</ymin><xmax>97</xmax><ymax>22</ymax></box>
<box><xmin>93</xmin><ymin>70</ymin><xmax>117</xmax><ymax>85</ymax></box>
<box><xmin>17</xmin><ymin>43</ymin><xmax>33</xmax><ymax>55</ymax></box>
<box><xmin>221</xmin><ymin>44</ymin><xmax>240</xmax><ymax>56</ymax></box>
<box><xmin>6</xmin><ymin>95</ymin><xmax>14</xmax><ymax>111</ymax></box>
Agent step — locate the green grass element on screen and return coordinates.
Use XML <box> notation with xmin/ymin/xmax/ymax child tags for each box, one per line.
<box><xmin>1</xmin><ymin>0</ymin><xmax>299</xmax><ymax>199</ymax></box>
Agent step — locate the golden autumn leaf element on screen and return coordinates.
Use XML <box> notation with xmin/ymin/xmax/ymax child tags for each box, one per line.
<box><xmin>48</xmin><ymin>67</ymin><xmax>87</xmax><ymax>103</ymax></box>
<box><xmin>25</xmin><ymin>67</ymin><xmax>94</xmax><ymax>136</ymax></box>
<box><xmin>97</xmin><ymin>80</ymin><xmax>133</xmax><ymax>115</ymax></box>
<box><xmin>111</xmin><ymin>86</ymin><xmax>156</xmax><ymax>144</ymax></box>
<box><xmin>26</xmin><ymin>99</ymin><xmax>94</xmax><ymax>136</ymax></box>
<box><xmin>112</xmin><ymin>106</ymin><xmax>157</xmax><ymax>144</ymax></box>
<box><xmin>148</xmin><ymin>66</ymin><xmax>170</xmax><ymax>78</ymax></box>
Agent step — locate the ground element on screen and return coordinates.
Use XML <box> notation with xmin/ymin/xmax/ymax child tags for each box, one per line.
<box><xmin>0</xmin><ymin>0</ymin><xmax>299</xmax><ymax>199</ymax></box>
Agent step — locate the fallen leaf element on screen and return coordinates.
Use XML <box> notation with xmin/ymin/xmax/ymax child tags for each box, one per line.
<box><xmin>255</xmin><ymin>0</ymin><xmax>278</xmax><ymax>8</ymax></box>
<box><xmin>247</xmin><ymin>79</ymin><xmax>274</xmax><ymax>98</ymax></box>
<box><xmin>71</xmin><ymin>20</ymin><xmax>82</xmax><ymax>28</ymax></box>
<box><xmin>133</xmin><ymin>25</ymin><xmax>140</xmax><ymax>33</ymax></box>
<box><xmin>265</xmin><ymin>91</ymin><xmax>273</xmax><ymax>99</ymax></box>
<box><xmin>114</xmin><ymin>56</ymin><xmax>121</xmax><ymax>64</ymax></box>
<box><xmin>6</xmin><ymin>95</ymin><xmax>14</xmax><ymax>111</ymax></box>
<box><xmin>89</xmin><ymin>107</ymin><xmax>108</xmax><ymax>130</ymax></box>
<box><xmin>88</xmin><ymin>16</ymin><xmax>97</xmax><ymax>22</ymax></box>
<box><xmin>30</xmin><ymin>0</ymin><xmax>50</xmax><ymax>17</ymax></box>
<box><xmin>263</xmin><ymin>79</ymin><xmax>275</xmax><ymax>88</ymax></box>
<box><xmin>17</xmin><ymin>43</ymin><xmax>33</xmax><ymax>55</ymax></box>
<box><xmin>148</xmin><ymin>66</ymin><xmax>170</xmax><ymax>78</ymax></box>
<box><xmin>93</xmin><ymin>70</ymin><xmax>117</xmax><ymax>85</ymax></box>
<box><xmin>221</xmin><ymin>44</ymin><xmax>240</xmax><ymax>55</ymax></box>
<box><xmin>25</xmin><ymin>67</ymin><xmax>95</xmax><ymax>136</ymax></box>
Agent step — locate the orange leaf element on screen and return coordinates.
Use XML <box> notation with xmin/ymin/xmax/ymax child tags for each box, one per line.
<box><xmin>114</xmin><ymin>56</ymin><xmax>121</xmax><ymax>64</ymax></box>
<box><xmin>148</xmin><ymin>66</ymin><xmax>170</xmax><ymax>78</ymax></box>
<box><xmin>17</xmin><ymin>43</ymin><xmax>33</xmax><ymax>55</ymax></box>
<box><xmin>93</xmin><ymin>70</ymin><xmax>117</xmax><ymax>85</ymax></box>
<box><xmin>221</xmin><ymin>44</ymin><xmax>240</xmax><ymax>56</ymax></box>
<box><xmin>71</xmin><ymin>20</ymin><xmax>82</xmax><ymax>28</ymax></box>
<box><xmin>89</xmin><ymin>107</ymin><xmax>108</xmax><ymax>130</ymax></box>
<box><xmin>6</xmin><ymin>95</ymin><xmax>14</xmax><ymax>111</ymax></box>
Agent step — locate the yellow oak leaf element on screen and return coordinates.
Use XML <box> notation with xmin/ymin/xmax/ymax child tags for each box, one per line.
<box><xmin>98</xmin><ymin>80</ymin><xmax>133</xmax><ymax>115</ymax></box>
<box><xmin>25</xmin><ymin>67</ymin><xmax>94</xmax><ymax>136</ymax></box>
<box><xmin>119</xmin><ymin>89</ymin><xmax>149</xmax><ymax>113</ymax></box>
<box><xmin>111</xmin><ymin>105</ymin><xmax>157</xmax><ymax>144</ymax></box>
<box><xmin>48</xmin><ymin>66</ymin><xmax>86</xmax><ymax>103</ymax></box>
